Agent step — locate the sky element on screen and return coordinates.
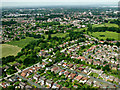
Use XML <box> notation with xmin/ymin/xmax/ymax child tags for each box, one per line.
<box><xmin>1</xmin><ymin>0</ymin><xmax>120</xmax><ymax>7</ymax></box>
<box><xmin>2</xmin><ymin>0</ymin><xmax>119</xmax><ymax>2</ymax></box>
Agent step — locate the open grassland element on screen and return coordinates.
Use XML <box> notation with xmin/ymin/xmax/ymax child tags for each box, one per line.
<box><xmin>89</xmin><ymin>31</ymin><xmax>120</xmax><ymax>40</ymax></box>
<box><xmin>44</xmin><ymin>32</ymin><xmax>69</xmax><ymax>39</ymax></box>
<box><xmin>6</xmin><ymin>37</ymin><xmax>39</xmax><ymax>48</ymax></box>
<box><xmin>1</xmin><ymin>44</ymin><xmax>21</xmax><ymax>57</ymax></box>
<box><xmin>92</xmin><ymin>23</ymin><xmax>119</xmax><ymax>28</ymax></box>
<box><xmin>51</xmin><ymin>33</ymin><xmax>69</xmax><ymax>37</ymax></box>
<box><xmin>73</xmin><ymin>27</ymin><xmax>88</xmax><ymax>32</ymax></box>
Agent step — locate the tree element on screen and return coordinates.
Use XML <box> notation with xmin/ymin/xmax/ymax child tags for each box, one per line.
<box><xmin>102</xmin><ymin>65</ymin><xmax>110</xmax><ymax>71</ymax></box>
<box><xmin>48</xmin><ymin>34</ymin><xmax>51</xmax><ymax>40</ymax></box>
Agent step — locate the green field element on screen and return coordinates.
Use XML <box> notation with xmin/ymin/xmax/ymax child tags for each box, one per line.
<box><xmin>44</xmin><ymin>33</ymin><xmax>69</xmax><ymax>39</ymax></box>
<box><xmin>1</xmin><ymin>44</ymin><xmax>21</xmax><ymax>57</ymax></box>
<box><xmin>73</xmin><ymin>27</ymin><xmax>88</xmax><ymax>32</ymax></box>
<box><xmin>92</xmin><ymin>23</ymin><xmax>119</xmax><ymax>28</ymax></box>
<box><xmin>52</xmin><ymin>33</ymin><xmax>69</xmax><ymax>37</ymax></box>
<box><xmin>6</xmin><ymin>37</ymin><xmax>39</xmax><ymax>48</ymax></box>
<box><xmin>89</xmin><ymin>31</ymin><xmax>120</xmax><ymax>40</ymax></box>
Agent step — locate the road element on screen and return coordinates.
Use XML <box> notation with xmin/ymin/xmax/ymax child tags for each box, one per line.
<box><xmin>1</xmin><ymin>35</ymin><xmax>119</xmax><ymax>88</ymax></box>
<box><xmin>54</xmin><ymin>65</ymin><xmax>120</xmax><ymax>88</ymax></box>
<box><xmin>17</xmin><ymin>74</ymin><xmax>44</xmax><ymax>88</ymax></box>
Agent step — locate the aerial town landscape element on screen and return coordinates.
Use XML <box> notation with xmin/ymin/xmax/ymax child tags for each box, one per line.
<box><xmin>0</xmin><ymin>0</ymin><xmax>120</xmax><ymax>89</ymax></box>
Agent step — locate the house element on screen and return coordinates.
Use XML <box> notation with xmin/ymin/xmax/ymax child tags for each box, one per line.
<box><xmin>86</xmin><ymin>79</ymin><xmax>93</xmax><ymax>86</ymax></box>
<box><xmin>3</xmin><ymin>65</ymin><xmax>9</xmax><ymax>71</ymax></box>
<box><xmin>80</xmin><ymin>77</ymin><xmax>88</xmax><ymax>84</ymax></box>
<box><xmin>93</xmin><ymin>81</ymin><xmax>100</xmax><ymax>88</ymax></box>
<box><xmin>107</xmin><ymin>76</ymin><xmax>115</xmax><ymax>81</ymax></box>
<box><xmin>77</xmin><ymin>56</ymin><xmax>86</xmax><ymax>61</ymax></box>
<box><xmin>59</xmin><ymin>70</ymin><xmax>65</xmax><ymax>75</ymax></box>
<box><xmin>49</xmin><ymin>59</ymin><xmax>52</xmax><ymax>62</ymax></box>
<box><xmin>114</xmin><ymin>78</ymin><xmax>120</xmax><ymax>84</ymax></box>
<box><xmin>83</xmin><ymin>68</ymin><xmax>90</xmax><ymax>74</ymax></box>
<box><xmin>46</xmin><ymin>80</ymin><xmax>54</xmax><ymax>88</ymax></box>
<box><xmin>29</xmin><ymin>68</ymin><xmax>33</xmax><ymax>73</ymax></box>
<box><xmin>2</xmin><ymin>82</ymin><xmax>10</xmax><ymax>88</ymax></box>
<box><xmin>25</xmin><ymin>85</ymin><xmax>32</xmax><ymax>89</ymax></box>
<box><xmin>63</xmin><ymin>63</ymin><xmax>67</xmax><ymax>67</ymax></box>
<box><xmin>93</xmin><ymin>61</ymin><xmax>99</xmax><ymax>65</ymax></box>
<box><xmin>41</xmin><ymin>62</ymin><xmax>46</xmax><ymax>68</ymax></box>
<box><xmin>51</xmin><ymin>67</ymin><xmax>59</xmax><ymax>73</ymax></box>
<box><xmin>86</xmin><ymin>59</ymin><xmax>93</xmax><ymax>64</ymax></box>
<box><xmin>67</xmin><ymin>64</ymin><xmax>73</xmax><ymax>68</ymax></box>
<box><xmin>61</xmin><ymin>87</ymin><xmax>69</xmax><ymax>90</ymax></box>
<box><xmin>58</xmin><ymin>62</ymin><xmax>62</xmax><ymax>66</ymax></box>
<box><xmin>39</xmin><ymin>77</ymin><xmax>47</xmax><ymax>86</ymax></box>
<box><xmin>39</xmin><ymin>51</ymin><xmax>48</xmax><ymax>56</ymax></box>
<box><xmin>33</xmin><ymin>74</ymin><xmax>40</xmax><ymax>81</ymax></box>
<box><xmin>8</xmin><ymin>76</ymin><xmax>18</xmax><ymax>82</ymax></box>
<box><xmin>13</xmin><ymin>62</ymin><xmax>20</xmax><ymax>67</ymax></box>
<box><xmin>64</xmin><ymin>71</ymin><xmax>70</xmax><ymax>77</ymax></box>
<box><xmin>52</xmin><ymin>83</ymin><xmax>61</xmax><ymax>90</ymax></box>
<box><xmin>75</xmin><ymin>75</ymin><xmax>83</xmax><ymax>81</ymax></box>
<box><xmin>73</xmin><ymin>85</ymin><xmax>78</xmax><ymax>88</ymax></box>
<box><xmin>19</xmin><ymin>82</ymin><xmax>26</xmax><ymax>89</ymax></box>
<box><xmin>78</xmin><ymin>67</ymin><xmax>84</xmax><ymax>72</ymax></box>
<box><xmin>68</xmin><ymin>73</ymin><xmax>76</xmax><ymax>79</ymax></box>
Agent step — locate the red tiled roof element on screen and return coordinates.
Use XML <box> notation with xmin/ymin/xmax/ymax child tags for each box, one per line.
<box><xmin>70</xmin><ymin>73</ymin><xmax>76</xmax><ymax>79</ymax></box>
<box><xmin>21</xmin><ymin>72</ymin><xmax>26</xmax><ymax>77</ymax></box>
<box><xmin>51</xmin><ymin>67</ymin><xmax>59</xmax><ymax>71</ymax></box>
<box><xmin>75</xmin><ymin>75</ymin><xmax>83</xmax><ymax>80</ymax></box>
<box><xmin>77</xmin><ymin>56</ymin><xmax>86</xmax><ymax>60</ymax></box>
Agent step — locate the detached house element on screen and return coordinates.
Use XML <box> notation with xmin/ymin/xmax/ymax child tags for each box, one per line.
<box><xmin>33</xmin><ymin>74</ymin><xmax>40</xmax><ymax>81</ymax></box>
<box><xmin>52</xmin><ymin>83</ymin><xmax>61</xmax><ymax>90</ymax></box>
<box><xmin>39</xmin><ymin>77</ymin><xmax>47</xmax><ymax>86</ymax></box>
<box><xmin>46</xmin><ymin>80</ymin><xmax>54</xmax><ymax>88</ymax></box>
<box><xmin>68</xmin><ymin>73</ymin><xmax>76</xmax><ymax>79</ymax></box>
<box><xmin>51</xmin><ymin>67</ymin><xmax>60</xmax><ymax>73</ymax></box>
<box><xmin>64</xmin><ymin>71</ymin><xmax>70</xmax><ymax>77</ymax></box>
<box><xmin>80</xmin><ymin>77</ymin><xmax>88</xmax><ymax>84</ymax></box>
<box><xmin>77</xmin><ymin>56</ymin><xmax>86</xmax><ymax>61</ymax></box>
<box><xmin>75</xmin><ymin>75</ymin><xmax>83</xmax><ymax>81</ymax></box>
<box><xmin>59</xmin><ymin>70</ymin><xmax>65</xmax><ymax>75</ymax></box>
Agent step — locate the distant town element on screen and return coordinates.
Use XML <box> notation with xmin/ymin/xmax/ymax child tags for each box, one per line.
<box><xmin>0</xmin><ymin>5</ymin><xmax>120</xmax><ymax>89</ymax></box>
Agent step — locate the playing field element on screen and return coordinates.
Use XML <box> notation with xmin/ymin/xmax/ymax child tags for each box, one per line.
<box><xmin>92</xmin><ymin>23</ymin><xmax>119</xmax><ymax>28</ymax></box>
<box><xmin>6</xmin><ymin>37</ymin><xmax>39</xmax><ymax>48</ymax></box>
<box><xmin>1</xmin><ymin>44</ymin><xmax>21</xmax><ymax>57</ymax></box>
<box><xmin>89</xmin><ymin>31</ymin><xmax>120</xmax><ymax>40</ymax></box>
<box><xmin>44</xmin><ymin>32</ymin><xmax>69</xmax><ymax>39</ymax></box>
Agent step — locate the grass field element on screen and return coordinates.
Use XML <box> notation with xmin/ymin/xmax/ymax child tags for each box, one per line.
<box><xmin>73</xmin><ymin>27</ymin><xmax>88</xmax><ymax>32</ymax></box>
<box><xmin>89</xmin><ymin>31</ymin><xmax>120</xmax><ymax>40</ymax></box>
<box><xmin>1</xmin><ymin>44</ymin><xmax>21</xmax><ymax>57</ymax></box>
<box><xmin>44</xmin><ymin>32</ymin><xmax>69</xmax><ymax>39</ymax></box>
<box><xmin>6</xmin><ymin>37</ymin><xmax>39</xmax><ymax>48</ymax></box>
<box><xmin>92</xmin><ymin>23</ymin><xmax>119</xmax><ymax>28</ymax></box>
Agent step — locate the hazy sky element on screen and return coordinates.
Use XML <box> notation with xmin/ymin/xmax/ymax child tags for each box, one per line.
<box><xmin>2</xmin><ymin>0</ymin><xmax>119</xmax><ymax>7</ymax></box>
<box><xmin>2</xmin><ymin>0</ymin><xmax>119</xmax><ymax>2</ymax></box>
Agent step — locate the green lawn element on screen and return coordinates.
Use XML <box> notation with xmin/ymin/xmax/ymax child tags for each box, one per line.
<box><xmin>52</xmin><ymin>33</ymin><xmax>69</xmax><ymax>37</ymax></box>
<box><xmin>44</xmin><ymin>33</ymin><xmax>69</xmax><ymax>39</ymax></box>
<box><xmin>89</xmin><ymin>72</ymin><xmax>99</xmax><ymax>78</ymax></box>
<box><xmin>92</xmin><ymin>23</ymin><xmax>119</xmax><ymax>28</ymax></box>
<box><xmin>1</xmin><ymin>44</ymin><xmax>21</xmax><ymax>57</ymax></box>
<box><xmin>73</xmin><ymin>27</ymin><xmax>88</xmax><ymax>32</ymax></box>
<box><xmin>6</xmin><ymin>37</ymin><xmax>39</xmax><ymax>48</ymax></box>
<box><xmin>89</xmin><ymin>31</ymin><xmax>120</xmax><ymax>40</ymax></box>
